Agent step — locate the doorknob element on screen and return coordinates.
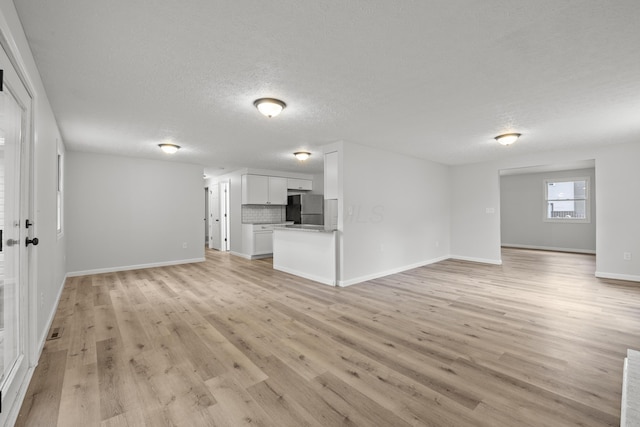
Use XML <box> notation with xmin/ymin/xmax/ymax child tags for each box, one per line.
<box><xmin>26</xmin><ymin>237</ymin><xmax>39</xmax><ymax>247</ymax></box>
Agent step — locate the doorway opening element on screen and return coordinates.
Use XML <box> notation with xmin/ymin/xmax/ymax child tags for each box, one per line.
<box><xmin>499</xmin><ymin>160</ymin><xmax>596</xmax><ymax>255</ymax></box>
<box><xmin>209</xmin><ymin>181</ymin><xmax>230</xmax><ymax>251</ymax></box>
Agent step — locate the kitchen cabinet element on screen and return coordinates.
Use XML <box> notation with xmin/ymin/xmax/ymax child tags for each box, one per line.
<box><xmin>242</xmin><ymin>174</ymin><xmax>287</xmax><ymax>205</ymax></box>
<box><xmin>324</xmin><ymin>151</ymin><xmax>338</xmax><ymax>199</ymax></box>
<box><xmin>287</xmin><ymin>178</ymin><xmax>313</xmax><ymax>191</ymax></box>
<box><xmin>268</xmin><ymin>176</ymin><xmax>287</xmax><ymax>204</ymax></box>
<box><xmin>242</xmin><ymin>223</ymin><xmax>290</xmax><ymax>258</ymax></box>
<box><xmin>253</xmin><ymin>230</ymin><xmax>273</xmax><ymax>254</ymax></box>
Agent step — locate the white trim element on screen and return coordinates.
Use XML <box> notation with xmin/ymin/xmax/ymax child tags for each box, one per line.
<box><xmin>275</xmin><ymin>265</ymin><xmax>336</xmax><ymax>286</ymax></box>
<box><xmin>66</xmin><ymin>258</ymin><xmax>205</xmax><ymax>277</ymax></box>
<box><xmin>595</xmin><ymin>271</ymin><xmax>640</xmax><ymax>283</ymax></box>
<box><xmin>231</xmin><ymin>251</ymin><xmax>272</xmax><ymax>260</ymax></box>
<box><xmin>0</xmin><ymin>10</ymin><xmax>37</xmax><ymax>99</ymax></box>
<box><xmin>248</xmin><ymin>254</ymin><xmax>272</xmax><ymax>260</ymax></box>
<box><xmin>501</xmin><ymin>243</ymin><xmax>596</xmax><ymax>254</ymax></box>
<box><xmin>56</xmin><ymin>143</ymin><xmax>64</xmax><ymax>236</ymax></box>
<box><xmin>34</xmin><ymin>273</ymin><xmax>68</xmax><ymax>358</ymax></box>
<box><xmin>0</xmin><ymin>21</ymin><xmax>38</xmax><ymax>426</ymax></box>
<box><xmin>4</xmin><ymin>362</ymin><xmax>36</xmax><ymax>427</ymax></box>
<box><xmin>337</xmin><ymin>255</ymin><xmax>450</xmax><ymax>287</ymax></box>
<box><xmin>231</xmin><ymin>251</ymin><xmax>251</xmax><ymax>259</ymax></box>
<box><xmin>449</xmin><ymin>255</ymin><xmax>503</xmax><ymax>265</ymax></box>
<box><xmin>543</xmin><ymin>176</ymin><xmax>591</xmax><ymax>223</ymax></box>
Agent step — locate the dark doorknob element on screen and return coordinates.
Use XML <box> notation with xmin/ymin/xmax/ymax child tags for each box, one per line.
<box><xmin>26</xmin><ymin>237</ymin><xmax>39</xmax><ymax>247</ymax></box>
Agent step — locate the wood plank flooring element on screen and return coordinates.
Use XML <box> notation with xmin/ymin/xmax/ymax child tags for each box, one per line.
<box><xmin>16</xmin><ymin>248</ymin><xmax>640</xmax><ymax>426</ymax></box>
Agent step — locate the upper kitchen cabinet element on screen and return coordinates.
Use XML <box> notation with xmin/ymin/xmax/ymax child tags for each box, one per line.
<box><xmin>268</xmin><ymin>176</ymin><xmax>287</xmax><ymax>204</ymax></box>
<box><xmin>242</xmin><ymin>174</ymin><xmax>287</xmax><ymax>205</ymax></box>
<box><xmin>287</xmin><ymin>178</ymin><xmax>313</xmax><ymax>191</ymax></box>
<box><xmin>324</xmin><ymin>151</ymin><xmax>338</xmax><ymax>199</ymax></box>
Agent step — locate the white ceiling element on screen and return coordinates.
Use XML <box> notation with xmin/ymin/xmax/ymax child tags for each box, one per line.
<box><xmin>13</xmin><ymin>1</ymin><xmax>640</xmax><ymax>176</ymax></box>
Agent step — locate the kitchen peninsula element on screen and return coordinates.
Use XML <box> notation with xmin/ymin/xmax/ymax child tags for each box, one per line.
<box><xmin>272</xmin><ymin>224</ymin><xmax>337</xmax><ymax>286</ymax></box>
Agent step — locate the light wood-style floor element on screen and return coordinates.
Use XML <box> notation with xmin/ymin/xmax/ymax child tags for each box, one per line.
<box><xmin>16</xmin><ymin>248</ymin><xmax>640</xmax><ymax>426</ymax></box>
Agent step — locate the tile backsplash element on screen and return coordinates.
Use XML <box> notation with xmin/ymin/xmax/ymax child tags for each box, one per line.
<box><xmin>242</xmin><ymin>205</ymin><xmax>286</xmax><ymax>224</ymax></box>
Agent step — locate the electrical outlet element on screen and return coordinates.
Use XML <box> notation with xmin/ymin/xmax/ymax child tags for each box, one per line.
<box><xmin>624</xmin><ymin>252</ymin><xmax>632</xmax><ymax>261</ymax></box>
<box><xmin>182</xmin><ymin>242</ymin><xmax>188</xmax><ymax>249</ymax></box>
<box><xmin>435</xmin><ymin>240</ymin><xmax>440</xmax><ymax>248</ymax></box>
<box><xmin>40</xmin><ymin>292</ymin><xmax>44</xmax><ymax>308</ymax></box>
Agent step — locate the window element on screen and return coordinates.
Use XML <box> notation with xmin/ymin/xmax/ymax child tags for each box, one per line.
<box><xmin>56</xmin><ymin>145</ymin><xmax>64</xmax><ymax>235</ymax></box>
<box><xmin>544</xmin><ymin>177</ymin><xmax>590</xmax><ymax>223</ymax></box>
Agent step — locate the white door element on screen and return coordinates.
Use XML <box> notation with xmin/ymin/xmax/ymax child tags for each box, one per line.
<box><xmin>220</xmin><ymin>181</ymin><xmax>230</xmax><ymax>251</ymax></box>
<box><xmin>0</xmin><ymin>45</ymin><xmax>34</xmax><ymax>426</ymax></box>
<box><xmin>204</xmin><ymin>187</ymin><xmax>209</xmax><ymax>245</ymax></box>
<box><xmin>210</xmin><ymin>184</ymin><xmax>221</xmax><ymax>250</ymax></box>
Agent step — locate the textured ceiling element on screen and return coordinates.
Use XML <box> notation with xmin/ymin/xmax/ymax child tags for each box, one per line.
<box><xmin>13</xmin><ymin>1</ymin><xmax>640</xmax><ymax>176</ymax></box>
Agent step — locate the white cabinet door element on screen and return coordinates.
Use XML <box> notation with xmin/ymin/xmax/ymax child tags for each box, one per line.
<box><xmin>254</xmin><ymin>231</ymin><xmax>273</xmax><ymax>254</ymax></box>
<box><xmin>287</xmin><ymin>178</ymin><xmax>313</xmax><ymax>191</ymax></box>
<box><xmin>242</xmin><ymin>174</ymin><xmax>269</xmax><ymax>204</ymax></box>
<box><xmin>268</xmin><ymin>176</ymin><xmax>287</xmax><ymax>205</ymax></box>
<box><xmin>324</xmin><ymin>151</ymin><xmax>338</xmax><ymax>199</ymax></box>
<box><xmin>242</xmin><ymin>175</ymin><xmax>287</xmax><ymax>205</ymax></box>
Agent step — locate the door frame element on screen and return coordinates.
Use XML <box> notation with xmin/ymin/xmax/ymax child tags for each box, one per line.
<box><xmin>0</xmin><ymin>17</ymin><xmax>37</xmax><ymax>427</ymax></box>
<box><xmin>220</xmin><ymin>180</ymin><xmax>230</xmax><ymax>251</ymax></box>
<box><xmin>204</xmin><ymin>186</ymin><xmax>209</xmax><ymax>245</ymax></box>
<box><xmin>209</xmin><ymin>184</ymin><xmax>221</xmax><ymax>250</ymax></box>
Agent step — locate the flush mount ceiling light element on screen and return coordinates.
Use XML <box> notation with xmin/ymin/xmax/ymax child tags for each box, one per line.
<box><xmin>158</xmin><ymin>143</ymin><xmax>180</xmax><ymax>154</ymax></box>
<box><xmin>294</xmin><ymin>151</ymin><xmax>311</xmax><ymax>161</ymax></box>
<box><xmin>254</xmin><ymin>98</ymin><xmax>286</xmax><ymax>118</ymax></box>
<box><xmin>495</xmin><ymin>133</ymin><xmax>521</xmax><ymax>146</ymax></box>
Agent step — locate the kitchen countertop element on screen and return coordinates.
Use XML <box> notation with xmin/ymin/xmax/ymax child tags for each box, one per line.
<box><xmin>242</xmin><ymin>221</ymin><xmax>294</xmax><ymax>225</ymax></box>
<box><xmin>274</xmin><ymin>224</ymin><xmax>336</xmax><ymax>233</ymax></box>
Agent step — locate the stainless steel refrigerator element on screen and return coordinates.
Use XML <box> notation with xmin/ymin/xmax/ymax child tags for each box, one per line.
<box><xmin>286</xmin><ymin>194</ymin><xmax>324</xmax><ymax>225</ymax></box>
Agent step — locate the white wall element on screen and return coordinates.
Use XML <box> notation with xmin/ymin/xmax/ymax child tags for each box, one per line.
<box><xmin>501</xmin><ymin>168</ymin><xmax>596</xmax><ymax>253</ymax></box>
<box><xmin>66</xmin><ymin>152</ymin><xmax>204</xmax><ymax>274</ymax></box>
<box><xmin>451</xmin><ymin>141</ymin><xmax>640</xmax><ymax>281</ymax></box>
<box><xmin>450</xmin><ymin>162</ymin><xmax>502</xmax><ymax>264</ymax></box>
<box><xmin>340</xmin><ymin>141</ymin><xmax>450</xmax><ymax>285</ymax></box>
<box><xmin>595</xmin><ymin>143</ymin><xmax>640</xmax><ymax>281</ymax></box>
<box><xmin>0</xmin><ymin>2</ymin><xmax>67</xmax><ymax>423</ymax></box>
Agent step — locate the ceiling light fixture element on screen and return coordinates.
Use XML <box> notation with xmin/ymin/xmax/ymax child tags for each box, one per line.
<box><xmin>495</xmin><ymin>133</ymin><xmax>521</xmax><ymax>146</ymax></box>
<box><xmin>294</xmin><ymin>151</ymin><xmax>311</xmax><ymax>161</ymax></box>
<box><xmin>254</xmin><ymin>98</ymin><xmax>286</xmax><ymax>118</ymax></box>
<box><xmin>158</xmin><ymin>143</ymin><xmax>180</xmax><ymax>154</ymax></box>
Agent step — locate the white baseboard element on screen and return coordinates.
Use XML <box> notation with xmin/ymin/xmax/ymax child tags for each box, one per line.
<box><xmin>501</xmin><ymin>243</ymin><xmax>596</xmax><ymax>254</ymax></box>
<box><xmin>338</xmin><ymin>255</ymin><xmax>450</xmax><ymax>287</ymax></box>
<box><xmin>230</xmin><ymin>251</ymin><xmax>251</xmax><ymax>259</ymax></box>
<box><xmin>4</xmin><ymin>363</ymin><xmax>36</xmax><ymax>427</ymax></box>
<box><xmin>6</xmin><ymin>273</ymin><xmax>67</xmax><ymax>427</ymax></box>
<box><xmin>6</xmin><ymin>275</ymin><xmax>68</xmax><ymax>426</ymax></box>
<box><xmin>449</xmin><ymin>255</ymin><xmax>503</xmax><ymax>265</ymax></box>
<box><xmin>595</xmin><ymin>271</ymin><xmax>640</xmax><ymax>283</ymax></box>
<box><xmin>274</xmin><ymin>264</ymin><xmax>336</xmax><ymax>287</ymax></box>
<box><xmin>231</xmin><ymin>251</ymin><xmax>273</xmax><ymax>260</ymax></box>
<box><xmin>67</xmin><ymin>257</ymin><xmax>205</xmax><ymax>277</ymax></box>
<box><xmin>35</xmin><ymin>273</ymin><xmax>67</xmax><ymax>358</ymax></box>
